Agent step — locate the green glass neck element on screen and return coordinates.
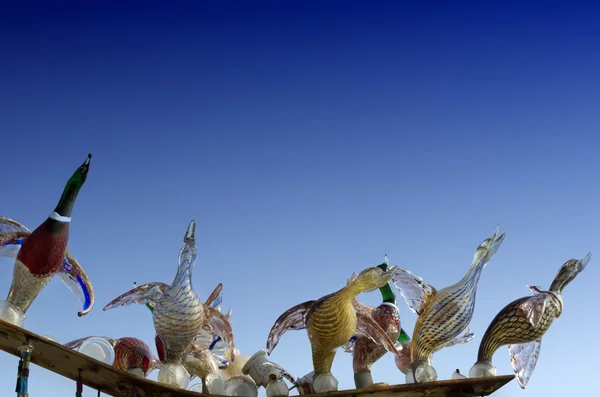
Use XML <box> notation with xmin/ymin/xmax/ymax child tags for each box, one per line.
<box><xmin>398</xmin><ymin>328</ymin><xmax>411</xmax><ymax>343</ymax></box>
<box><xmin>377</xmin><ymin>261</ymin><xmax>396</xmax><ymax>304</ymax></box>
<box><xmin>145</xmin><ymin>303</ymin><xmax>154</xmax><ymax>313</ymax></box>
<box><xmin>53</xmin><ymin>168</ymin><xmax>87</xmax><ymax>218</ymax></box>
<box><xmin>379</xmin><ymin>283</ymin><xmax>396</xmax><ymax>304</ymax></box>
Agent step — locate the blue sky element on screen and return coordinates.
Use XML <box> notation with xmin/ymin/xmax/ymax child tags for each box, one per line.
<box><xmin>1</xmin><ymin>1</ymin><xmax>598</xmax><ymax>396</ymax></box>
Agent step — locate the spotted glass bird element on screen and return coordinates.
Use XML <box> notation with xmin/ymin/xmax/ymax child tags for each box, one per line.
<box><xmin>0</xmin><ymin>154</ymin><xmax>94</xmax><ymax>322</ymax></box>
<box><xmin>342</xmin><ymin>256</ymin><xmax>401</xmax><ymax>388</ymax></box>
<box><xmin>470</xmin><ymin>252</ymin><xmax>591</xmax><ymax>388</ymax></box>
<box><xmin>65</xmin><ymin>336</ymin><xmax>157</xmax><ymax>377</ymax></box>
<box><xmin>391</xmin><ymin>227</ymin><xmax>505</xmax><ymax>382</ymax></box>
<box><xmin>266</xmin><ymin>265</ymin><xmax>402</xmax><ymax>392</ymax></box>
<box><xmin>103</xmin><ymin>220</ymin><xmax>234</xmax><ymax>369</ymax></box>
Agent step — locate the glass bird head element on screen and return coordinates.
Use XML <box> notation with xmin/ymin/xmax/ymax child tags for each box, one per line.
<box><xmin>352</xmin><ymin>265</ymin><xmax>398</xmax><ymax>293</ymax></box>
<box><xmin>54</xmin><ymin>154</ymin><xmax>92</xmax><ymax>217</ymax></box>
<box><xmin>549</xmin><ymin>252</ymin><xmax>591</xmax><ymax>293</ymax></box>
<box><xmin>473</xmin><ymin>226</ymin><xmax>506</xmax><ymax>266</ymax></box>
<box><xmin>178</xmin><ymin>220</ymin><xmax>198</xmax><ymax>269</ymax></box>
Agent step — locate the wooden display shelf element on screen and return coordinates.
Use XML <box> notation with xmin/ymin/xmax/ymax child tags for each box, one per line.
<box><xmin>0</xmin><ymin>319</ymin><xmax>514</xmax><ymax>397</ymax></box>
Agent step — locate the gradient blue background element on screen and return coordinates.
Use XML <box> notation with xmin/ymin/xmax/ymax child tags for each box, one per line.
<box><xmin>1</xmin><ymin>1</ymin><xmax>598</xmax><ymax>396</ymax></box>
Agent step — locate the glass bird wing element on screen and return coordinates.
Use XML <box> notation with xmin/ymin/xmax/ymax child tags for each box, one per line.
<box><xmin>56</xmin><ymin>250</ymin><xmax>95</xmax><ymax>316</ymax></box>
<box><xmin>352</xmin><ymin>299</ymin><xmax>376</xmax><ymax>317</ymax></box>
<box><xmin>266</xmin><ymin>300</ymin><xmax>315</xmax><ymax>355</ymax></box>
<box><xmin>516</xmin><ymin>291</ymin><xmax>552</xmax><ymax>329</ymax></box>
<box><xmin>391</xmin><ymin>267</ymin><xmax>436</xmax><ymax>315</ymax></box>
<box><xmin>204</xmin><ymin>283</ymin><xmax>223</xmax><ymax>311</ymax></box>
<box><xmin>0</xmin><ymin>217</ymin><xmax>31</xmax><ymax>234</ymax></box>
<box><xmin>355</xmin><ymin>304</ymin><xmax>402</xmax><ymax>357</ymax></box>
<box><xmin>0</xmin><ymin>231</ymin><xmax>28</xmax><ymax>258</ymax></box>
<box><xmin>509</xmin><ymin>338</ymin><xmax>542</xmax><ymax>389</ymax></box>
<box><xmin>0</xmin><ymin>217</ymin><xmax>30</xmax><ymax>258</ymax></box>
<box><xmin>103</xmin><ymin>282</ymin><xmax>169</xmax><ymax>311</ymax></box>
<box><xmin>343</xmin><ymin>300</ymin><xmax>377</xmax><ymax>353</ymax></box>
<box><xmin>433</xmin><ymin>327</ymin><xmax>475</xmax><ymax>353</ymax></box>
<box><xmin>204</xmin><ymin>306</ymin><xmax>235</xmax><ymax>352</ymax></box>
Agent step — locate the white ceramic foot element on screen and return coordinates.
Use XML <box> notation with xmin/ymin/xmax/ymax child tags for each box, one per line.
<box><xmin>0</xmin><ymin>301</ymin><xmax>26</xmax><ymax>327</ymax></box>
<box><xmin>469</xmin><ymin>361</ymin><xmax>496</xmax><ymax>378</ymax></box>
<box><xmin>242</xmin><ymin>350</ymin><xmax>281</xmax><ymax>388</ymax></box>
<box><xmin>313</xmin><ymin>373</ymin><xmax>338</xmax><ymax>393</ymax></box>
<box><xmin>157</xmin><ymin>363</ymin><xmax>191</xmax><ymax>389</ymax></box>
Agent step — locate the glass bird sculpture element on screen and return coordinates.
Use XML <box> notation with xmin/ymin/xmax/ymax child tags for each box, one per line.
<box><xmin>266</xmin><ymin>265</ymin><xmax>402</xmax><ymax>393</ymax></box>
<box><xmin>470</xmin><ymin>252</ymin><xmax>591</xmax><ymax>389</ymax></box>
<box><xmin>65</xmin><ymin>336</ymin><xmax>157</xmax><ymax>377</ymax></box>
<box><xmin>391</xmin><ymin>227</ymin><xmax>505</xmax><ymax>382</ymax></box>
<box><xmin>103</xmin><ymin>220</ymin><xmax>233</xmax><ymax>388</ymax></box>
<box><xmin>0</xmin><ymin>154</ymin><xmax>94</xmax><ymax>325</ymax></box>
<box><xmin>151</xmin><ymin>282</ymin><xmax>234</xmax><ymax>380</ymax></box>
<box><xmin>342</xmin><ymin>256</ymin><xmax>401</xmax><ymax>388</ymax></box>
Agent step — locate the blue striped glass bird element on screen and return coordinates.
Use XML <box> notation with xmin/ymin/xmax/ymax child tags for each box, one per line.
<box><xmin>103</xmin><ymin>220</ymin><xmax>234</xmax><ymax>386</ymax></box>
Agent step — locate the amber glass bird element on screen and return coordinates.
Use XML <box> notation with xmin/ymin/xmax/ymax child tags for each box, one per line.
<box><xmin>266</xmin><ymin>265</ymin><xmax>402</xmax><ymax>392</ymax></box>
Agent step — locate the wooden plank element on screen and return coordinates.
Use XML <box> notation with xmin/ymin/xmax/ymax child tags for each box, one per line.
<box><xmin>300</xmin><ymin>376</ymin><xmax>514</xmax><ymax>397</ymax></box>
<box><xmin>0</xmin><ymin>319</ymin><xmax>513</xmax><ymax>397</ymax></box>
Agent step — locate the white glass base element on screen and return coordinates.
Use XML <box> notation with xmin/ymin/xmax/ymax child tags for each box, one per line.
<box><xmin>0</xmin><ymin>301</ymin><xmax>26</xmax><ymax>327</ymax></box>
<box><xmin>157</xmin><ymin>363</ymin><xmax>191</xmax><ymax>389</ymax></box>
<box><xmin>77</xmin><ymin>337</ymin><xmax>115</xmax><ymax>366</ymax></box>
<box><xmin>224</xmin><ymin>376</ymin><xmax>258</xmax><ymax>397</ymax></box>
